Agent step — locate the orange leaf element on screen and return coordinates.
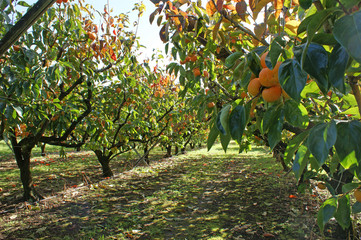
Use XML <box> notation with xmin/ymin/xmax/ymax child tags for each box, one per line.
<box><xmin>225</xmin><ymin>4</ymin><xmax>235</xmax><ymax>11</ymax></box>
<box><xmin>289</xmin><ymin>194</ymin><xmax>297</xmax><ymax>199</ymax></box>
<box><xmin>252</xmin><ymin>0</ymin><xmax>272</xmax><ymax>20</ymax></box>
<box><xmin>274</xmin><ymin>0</ymin><xmax>283</xmax><ymax>19</ymax></box>
<box><xmin>206</xmin><ymin>0</ymin><xmax>217</xmax><ymax>16</ymax></box>
<box><xmin>249</xmin><ymin>0</ymin><xmax>255</xmax><ymax>11</ymax></box>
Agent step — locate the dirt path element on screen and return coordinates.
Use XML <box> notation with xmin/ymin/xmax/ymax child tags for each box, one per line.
<box><xmin>0</xmin><ymin>143</ymin><xmax>329</xmax><ymax>239</ymax></box>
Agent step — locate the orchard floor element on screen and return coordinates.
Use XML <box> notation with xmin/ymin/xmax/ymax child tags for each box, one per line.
<box><xmin>0</xmin><ymin>142</ymin><xmax>354</xmax><ymax>239</ymax></box>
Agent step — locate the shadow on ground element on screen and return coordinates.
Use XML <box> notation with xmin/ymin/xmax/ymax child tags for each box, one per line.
<box><xmin>0</xmin><ymin>144</ymin><xmax>331</xmax><ymax>239</ymax></box>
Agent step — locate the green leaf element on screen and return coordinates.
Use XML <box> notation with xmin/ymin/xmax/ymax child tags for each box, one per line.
<box><xmin>262</xmin><ymin>105</ymin><xmax>284</xmax><ymax>149</ymax></box>
<box><xmin>317</xmin><ymin>197</ymin><xmax>337</xmax><ymax>231</ymax></box>
<box><xmin>216</xmin><ymin>112</ymin><xmax>226</xmax><ymax>135</ymax></box>
<box><xmin>220</xmin><ymin>130</ymin><xmax>231</xmax><ymax>153</ymax></box>
<box><xmin>352</xmin><ymin>202</ymin><xmax>361</xmax><ymax>214</ymax></box>
<box><xmin>307</xmin><ymin>121</ymin><xmax>337</xmax><ymax>166</ymax></box>
<box><xmin>269</xmin><ymin>36</ymin><xmax>286</xmax><ymax>68</ymax></box>
<box><xmin>305</xmin><ymin>9</ymin><xmax>336</xmax><ymax>44</ymax></box>
<box><xmin>292</xmin><ymin>145</ymin><xmax>310</xmax><ymax>180</ymax></box>
<box><xmin>262</xmin><ymin>104</ymin><xmax>281</xmax><ymax>133</ymax></box>
<box><xmin>284</xmin><ymin>130</ymin><xmax>310</xmax><ymax>165</ymax></box>
<box><xmin>299</xmin><ymin>0</ymin><xmax>312</xmax><ymax>9</ymax></box>
<box><xmin>220</xmin><ymin>105</ymin><xmax>231</xmax><ymax>134</ymax></box>
<box><xmin>298</xmin><ymin>14</ymin><xmax>313</xmax><ymax>35</ymax></box>
<box><xmin>342</xmin><ymin>183</ymin><xmax>360</xmax><ymax>194</ymax></box>
<box><xmin>225</xmin><ymin>51</ymin><xmax>243</xmax><ymax>69</ymax></box>
<box><xmin>207</xmin><ymin>123</ymin><xmax>219</xmax><ymax>151</ymax></box>
<box><xmin>333</xmin><ymin>11</ymin><xmax>361</xmax><ymax>64</ymax></box>
<box><xmin>342</xmin><ymin>107</ymin><xmax>361</xmax><ymax>118</ymax></box>
<box><xmin>268</xmin><ymin>109</ymin><xmax>284</xmax><ymax>149</ymax></box>
<box><xmin>335</xmin><ymin>121</ymin><xmax>361</xmax><ymax>169</ymax></box>
<box><xmin>284</xmin><ymin>100</ymin><xmax>309</xmax><ymax>128</ymax></box>
<box><xmin>229</xmin><ymin>105</ymin><xmax>247</xmax><ymax>143</ymax></box>
<box><xmin>294</xmin><ymin>44</ymin><xmax>329</xmax><ymax>94</ymax></box>
<box><xmin>312</xmin><ymin>33</ymin><xmax>338</xmax><ymax>46</ymax></box>
<box><xmin>301</xmin><ymin>81</ymin><xmax>320</xmax><ymax>98</ymax></box>
<box><xmin>246</xmin><ymin>51</ymin><xmax>262</xmax><ymax>76</ymax></box>
<box><xmin>334</xmin><ymin>196</ymin><xmax>351</xmax><ymax>230</ymax></box>
<box><xmin>328</xmin><ymin>44</ymin><xmax>348</xmax><ymax>94</ymax></box>
<box><xmin>278</xmin><ymin>59</ymin><xmax>308</xmax><ymax>102</ymax></box>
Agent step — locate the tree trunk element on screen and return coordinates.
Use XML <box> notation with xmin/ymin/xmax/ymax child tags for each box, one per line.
<box><xmin>174</xmin><ymin>146</ymin><xmax>179</xmax><ymax>155</ymax></box>
<box><xmin>40</xmin><ymin>143</ymin><xmax>46</xmax><ymax>156</ymax></box>
<box><xmin>182</xmin><ymin>135</ymin><xmax>192</xmax><ymax>154</ymax></box>
<box><xmin>144</xmin><ymin>146</ymin><xmax>149</xmax><ymax>164</ymax></box>
<box><xmin>94</xmin><ymin>150</ymin><xmax>113</xmax><ymax>177</ymax></box>
<box><xmin>165</xmin><ymin>145</ymin><xmax>172</xmax><ymax>157</ymax></box>
<box><xmin>11</xmin><ymin>136</ymin><xmax>43</xmax><ymax>201</ymax></box>
<box><xmin>190</xmin><ymin>143</ymin><xmax>195</xmax><ymax>149</ymax></box>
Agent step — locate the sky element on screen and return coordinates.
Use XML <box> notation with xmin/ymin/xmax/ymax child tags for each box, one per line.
<box><xmin>20</xmin><ymin>0</ymin><xmax>167</xmax><ymax>62</ymax></box>
<box><xmin>83</xmin><ymin>0</ymin><xmax>166</xmax><ymax>60</ymax></box>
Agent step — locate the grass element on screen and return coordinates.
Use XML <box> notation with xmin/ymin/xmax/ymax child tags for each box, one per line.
<box><xmin>0</xmin><ymin>141</ymin><xmax>358</xmax><ymax>239</ymax></box>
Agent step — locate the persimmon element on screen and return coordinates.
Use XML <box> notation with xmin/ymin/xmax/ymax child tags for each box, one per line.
<box><xmin>317</xmin><ymin>182</ymin><xmax>326</xmax><ymax>189</ymax></box>
<box><xmin>240</xmin><ymin>91</ymin><xmax>247</xmax><ymax>99</ymax></box>
<box><xmin>207</xmin><ymin>102</ymin><xmax>215</xmax><ymax>108</ymax></box>
<box><xmin>56</xmin><ymin>0</ymin><xmax>62</xmax><ymax>4</ymax></box>
<box><xmin>262</xmin><ymin>85</ymin><xmax>282</xmax><ymax>102</ymax></box>
<box><xmin>355</xmin><ymin>189</ymin><xmax>361</xmax><ymax>203</ymax></box>
<box><xmin>190</xmin><ymin>54</ymin><xmax>197</xmax><ymax>62</ymax></box>
<box><xmin>247</xmin><ymin>77</ymin><xmax>262</xmax><ymax>96</ymax></box>
<box><xmin>259</xmin><ymin>67</ymin><xmax>279</xmax><ymax>87</ymax></box>
<box><xmin>260</xmin><ymin>51</ymin><xmax>268</xmax><ymax>68</ymax></box>
<box><xmin>116</xmin><ymin>87</ymin><xmax>121</xmax><ymax>93</ymax></box>
<box><xmin>87</xmin><ymin>32</ymin><xmax>96</xmax><ymax>41</ymax></box>
<box><xmin>272</xmin><ymin>61</ymin><xmax>282</xmax><ymax>74</ymax></box>
<box><xmin>63</xmin><ymin>0</ymin><xmax>68</xmax><ymax>2</ymax></box>
<box><xmin>13</xmin><ymin>45</ymin><xmax>21</xmax><ymax>51</ymax></box>
<box><xmin>193</xmin><ymin>67</ymin><xmax>201</xmax><ymax>77</ymax></box>
<box><xmin>203</xmin><ymin>70</ymin><xmax>209</xmax><ymax>78</ymax></box>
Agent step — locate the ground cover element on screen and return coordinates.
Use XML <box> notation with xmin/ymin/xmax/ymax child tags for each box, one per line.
<box><xmin>0</xmin><ymin>142</ymin><xmax>344</xmax><ymax>239</ymax></box>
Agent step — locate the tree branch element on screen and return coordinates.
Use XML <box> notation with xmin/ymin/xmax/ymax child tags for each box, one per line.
<box><xmin>0</xmin><ymin>0</ymin><xmax>57</xmax><ymax>57</ymax></box>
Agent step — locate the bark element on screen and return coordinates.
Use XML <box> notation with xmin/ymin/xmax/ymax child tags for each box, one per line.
<box><xmin>94</xmin><ymin>150</ymin><xmax>113</xmax><ymax>177</ymax></box>
<box><xmin>165</xmin><ymin>145</ymin><xmax>172</xmax><ymax>158</ymax></box>
<box><xmin>11</xmin><ymin>136</ymin><xmax>43</xmax><ymax>201</ymax></box>
<box><xmin>144</xmin><ymin>146</ymin><xmax>150</xmax><ymax>164</ymax></box>
<box><xmin>174</xmin><ymin>146</ymin><xmax>179</xmax><ymax>155</ymax></box>
<box><xmin>40</xmin><ymin>143</ymin><xmax>46</xmax><ymax>156</ymax></box>
<box><xmin>190</xmin><ymin>143</ymin><xmax>195</xmax><ymax>149</ymax></box>
<box><xmin>181</xmin><ymin>134</ymin><xmax>192</xmax><ymax>154</ymax></box>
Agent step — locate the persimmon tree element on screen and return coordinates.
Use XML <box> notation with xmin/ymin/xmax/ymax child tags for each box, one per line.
<box><xmin>0</xmin><ymin>0</ymin><xmax>134</xmax><ymax>200</ymax></box>
<box><xmin>151</xmin><ymin>0</ymin><xmax>361</xmax><ymax>236</ymax></box>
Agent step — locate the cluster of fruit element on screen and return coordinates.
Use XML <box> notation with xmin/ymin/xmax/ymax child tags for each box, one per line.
<box><xmin>247</xmin><ymin>52</ymin><xmax>285</xmax><ymax>103</ymax></box>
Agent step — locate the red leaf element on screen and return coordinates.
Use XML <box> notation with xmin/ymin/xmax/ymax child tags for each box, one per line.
<box><xmin>111</xmin><ymin>53</ymin><xmax>117</xmax><ymax>61</ymax></box>
<box><xmin>236</xmin><ymin>1</ymin><xmax>247</xmax><ymax>21</ymax></box>
<box><xmin>289</xmin><ymin>194</ymin><xmax>297</xmax><ymax>199</ymax></box>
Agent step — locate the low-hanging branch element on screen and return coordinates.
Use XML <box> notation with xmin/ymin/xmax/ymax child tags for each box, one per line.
<box><xmin>0</xmin><ymin>0</ymin><xmax>57</xmax><ymax>57</ymax></box>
